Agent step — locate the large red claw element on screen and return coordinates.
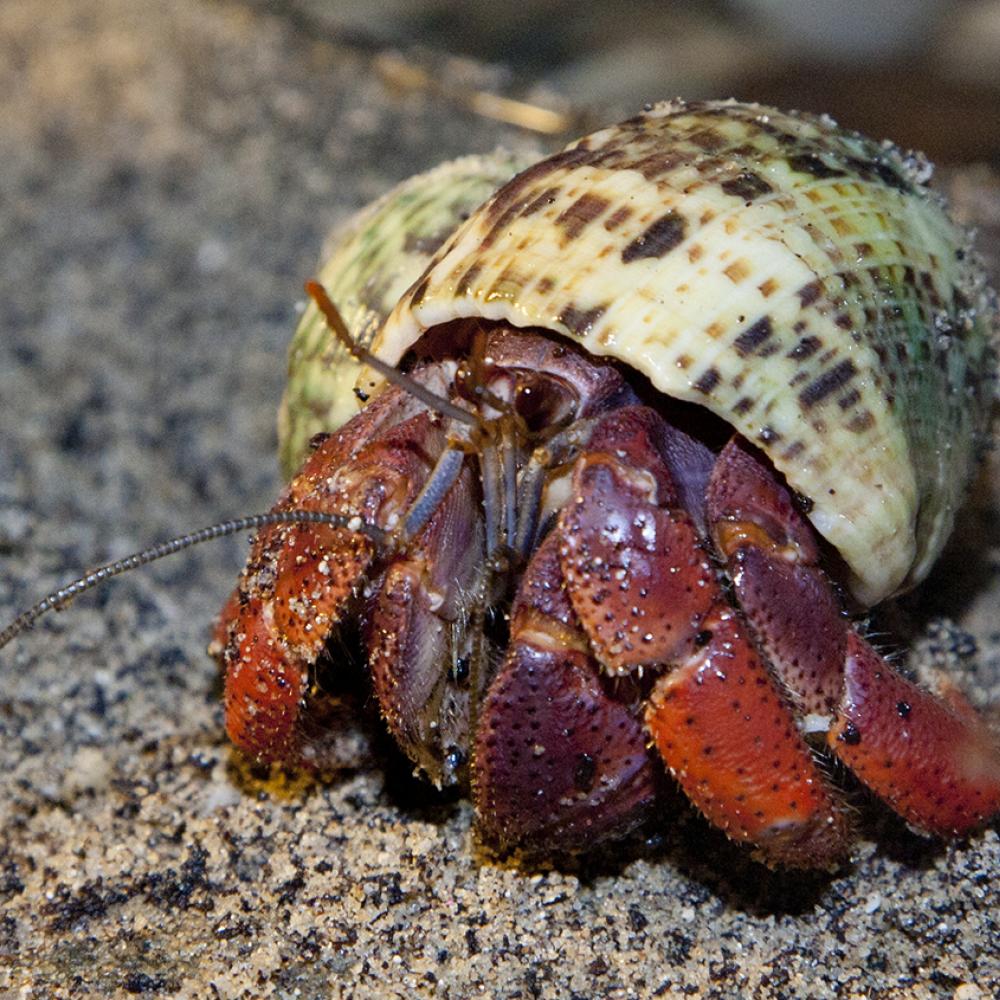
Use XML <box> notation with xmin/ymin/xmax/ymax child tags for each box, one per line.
<box><xmin>473</xmin><ymin>534</ymin><xmax>657</xmax><ymax>851</ymax></box>
<box><xmin>558</xmin><ymin>409</ymin><xmax>716</xmax><ymax>673</ymax></box>
<box><xmin>646</xmin><ymin>606</ymin><xmax>849</xmax><ymax>868</ymax></box>
<box><xmin>221</xmin><ymin>400</ymin><xmax>444</xmax><ymax>766</ymax></box>
<box><xmin>225</xmin><ymin>520</ymin><xmax>373</xmax><ymax>763</ymax></box>
<box><xmin>829</xmin><ymin>633</ymin><xmax>1000</xmax><ymax>837</ymax></box>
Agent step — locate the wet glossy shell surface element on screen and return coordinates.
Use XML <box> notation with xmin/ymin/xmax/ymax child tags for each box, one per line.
<box><xmin>278</xmin><ymin>151</ymin><xmax>532</xmax><ymax>478</ymax></box>
<box><xmin>369</xmin><ymin>100</ymin><xmax>996</xmax><ymax>604</ymax></box>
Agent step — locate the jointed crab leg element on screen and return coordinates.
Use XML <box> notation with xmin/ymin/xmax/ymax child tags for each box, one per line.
<box><xmin>473</xmin><ymin>532</ymin><xmax>658</xmax><ymax>850</ymax></box>
<box><xmin>707</xmin><ymin>438</ymin><xmax>1000</xmax><ymax>837</ymax></box>
<box><xmin>551</xmin><ymin>407</ymin><xmax>849</xmax><ymax>867</ymax></box>
<box><xmin>400</xmin><ymin>445</ymin><xmax>469</xmax><ymax>542</ymax></box>
<box><xmin>831</xmin><ymin>633</ymin><xmax>1000</xmax><ymax>836</ymax></box>
<box><xmin>368</xmin><ymin>451</ymin><xmax>486</xmax><ymax>785</ymax></box>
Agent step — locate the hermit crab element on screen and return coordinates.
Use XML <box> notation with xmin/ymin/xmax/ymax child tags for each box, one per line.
<box><xmin>5</xmin><ymin>100</ymin><xmax>1000</xmax><ymax>869</ymax></box>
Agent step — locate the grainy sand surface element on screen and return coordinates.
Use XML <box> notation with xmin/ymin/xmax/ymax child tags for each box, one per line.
<box><xmin>1</xmin><ymin>3</ymin><xmax>998</xmax><ymax>998</ymax></box>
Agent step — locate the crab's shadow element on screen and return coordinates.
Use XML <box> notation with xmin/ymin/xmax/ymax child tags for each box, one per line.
<box><xmin>374</xmin><ymin>759</ymin><xmax>956</xmax><ymax>919</ymax></box>
<box><xmin>225</xmin><ymin>696</ymin><xmax>962</xmax><ymax>919</ymax></box>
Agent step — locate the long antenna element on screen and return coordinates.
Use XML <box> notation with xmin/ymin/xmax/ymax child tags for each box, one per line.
<box><xmin>0</xmin><ymin>509</ymin><xmax>388</xmax><ymax>651</ymax></box>
<box><xmin>305</xmin><ymin>280</ymin><xmax>480</xmax><ymax>428</ymax></box>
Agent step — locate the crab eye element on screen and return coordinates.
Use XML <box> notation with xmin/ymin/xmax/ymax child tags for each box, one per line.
<box><xmin>513</xmin><ymin>373</ymin><xmax>577</xmax><ymax>433</ymax></box>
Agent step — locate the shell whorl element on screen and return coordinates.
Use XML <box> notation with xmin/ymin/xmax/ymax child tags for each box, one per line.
<box><xmin>369</xmin><ymin>99</ymin><xmax>996</xmax><ymax>604</ymax></box>
<box><xmin>278</xmin><ymin>151</ymin><xmax>533</xmax><ymax>478</ymax></box>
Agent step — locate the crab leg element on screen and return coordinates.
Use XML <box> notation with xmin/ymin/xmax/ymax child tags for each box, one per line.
<box><xmin>832</xmin><ymin>633</ymin><xmax>1000</xmax><ymax>836</ymax></box>
<box><xmin>707</xmin><ymin>437</ymin><xmax>1000</xmax><ymax>836</ymax></box>
<box><xmin>400</xmin><ymin>445</ymin><xmax>469</xmax><ymax>542</ymax></box>
<box><xmin>557</xmin><ymin>408</ymin><xmax>849</xmax><ymax>867</ymax></box>
<box><xmin>367</xmin><ymin>454</ymin><xmax>487</xmax><ymax>786</ymax></box>
<box><xmin>473</xmin><ymin>532</ymin><xmax>657</xmax><ymax>851</ymax></box>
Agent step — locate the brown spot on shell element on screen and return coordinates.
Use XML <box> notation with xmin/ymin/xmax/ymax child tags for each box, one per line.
<box><xmin>724</xmin><ymin>259</ymin><xmax>752</xmax><ymax>283</ymax></box>
<box><xmin>831</xmin><ymin>216</ymin><xmax>856</xmax><ymax>237</ymax></box>
<box><xmin>622</xmin><ymin>211</ymin><xmax>687</xmax><ymax>262</ymax></box>
<box><xmin>758</xmin><ymin>278</ymin><xmax>778</xmax><ymax>298</ymax></box>
<box><xmin>456</xmin><ymin>263</ymin><xmax>483</xmax><ymax>298</ymax></box>
<box><xmin>604</xmin><ymin>206</ymin><xmax>633</xmax><ymax>231</ymax></box>
<box><xmin>631</xmin><ymin>151</ymin><xmax>689</xmax><ymax>181</ymax></box>
<box><xmin>846</xmin><ymin>411</ymin><xmax>876</xmax><ymax>433</ymax></box>
<box><xmin>788</xmin><ymin>335</ymin><xmax>821</xmax><ymax>361</ymax></box>
<box><xmin>522</xmin><ymin>185</ymin><xmax>562</xmax><ymax>217</ymax></box>
<box><xmin>799</xmin><ymin>359</ymin><xmax>858</xmax><ymax>409</ymax></box>
<box><xmin>559</xmin><ymin>303</ymin><xmax>608</xmax><ymax>337</ymax></box>
<box><xmin>693</xmin><ymin>367</ymin><xmax>721</xmax><ymax>394</ymax></box>
<box><xmin>797</xmin><ymin>281</ymin><xmax>822</xmax><ymax>308</ymax></box>
<box><xmin>555</xmin><ymin>192</ymin><xmax>611</xmax><ymax>242</ymax></box>
<box><xmin>788</xmin><ymin>153</ymin><xmax>846</xmax><ymax>180</ymax></box>
<box><xmin>844</xmin><ymin>155</ymin><xmax>914</xmax><ymax>194</ymax></box>
<box><xmin>409</xmin><ymin>275</ymin><xmax>431</xmax><ymax>307</ymax></box>
<box><xmin>837</xmin><ymin>388</ymin><xmax>862</xmax><ymax>410</ymax></box>
<box><xmin>688</xmin><ymin>127</ymin><xmax>727</xmax><ymax>151</ymax></box>
<box><xmin>733</xmin><ymin>317</ymin><xmax>774</xmax><ymax>357</ymax></box>
<box><xmin>720</xmin><ymin>170</ymin><xmax>774</xmax><ymax>202</ymax></box>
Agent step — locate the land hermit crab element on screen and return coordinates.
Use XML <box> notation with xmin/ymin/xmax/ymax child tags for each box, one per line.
<box><xmin>6</xmin><ymin>100</ymin><xmax>1000</xmax><ymax>868</ymax></box>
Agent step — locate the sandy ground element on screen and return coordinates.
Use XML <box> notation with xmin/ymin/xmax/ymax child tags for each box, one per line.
<box><xmin>1</xmin><ymin>2</ymin><xmax>999</xmax><ymax>998</ymax></box>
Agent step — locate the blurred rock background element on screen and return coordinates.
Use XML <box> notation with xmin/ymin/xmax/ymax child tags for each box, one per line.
<box><xmin>294</xmin><ymin>0</ymin><xmax>1000</xmax><ymax>163</ymax></box>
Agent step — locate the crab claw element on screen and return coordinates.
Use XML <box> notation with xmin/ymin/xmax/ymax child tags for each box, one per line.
<box><xmin>707</xmin><ymin>436</ymin><xmax>1000</xmax><ymax>838</ymax></box>
<box><xmin>473</xmin><ymin>533</ymin><xmax>658</xmax><ymax>851</ymax></box>
<box><xmin>224</xmin><ymin>516</ymin><xmax>372</xmax><ymax>764</ymax></box>
<box><xmin>220</xmin><ymin>384</ymin><xmax>449</xmax><ymax>766</ymax></box>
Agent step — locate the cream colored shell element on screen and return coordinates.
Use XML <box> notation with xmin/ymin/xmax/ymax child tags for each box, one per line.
<box><xmin>365</xmin><ymin>100</ymin><xmax>996</xmax><ymax>605</ymax></box>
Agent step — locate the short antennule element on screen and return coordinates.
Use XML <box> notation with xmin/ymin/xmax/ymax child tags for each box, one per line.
<box><xmin>0</xmin><ymin>510</ymin><xmax>388</xmax><ymax>652</ymax></box>
<box><xmin>305</xmin><ymin>280</ymin><xmax>480</xmax><ymax>428</ymax></box>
